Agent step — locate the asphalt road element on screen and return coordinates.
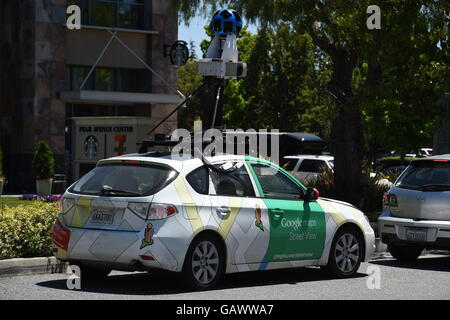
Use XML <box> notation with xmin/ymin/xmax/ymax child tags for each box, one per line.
<box><xmin>0</xmin><ymin>254</ymin><xmax>449</xmax><ymax>300</ymax></box>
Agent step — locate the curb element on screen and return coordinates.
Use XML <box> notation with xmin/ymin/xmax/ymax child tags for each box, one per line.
<box><xmin>0</xmin><ymin>257</ymin><xmax>67</xmax><ymax>278</ymax></box>
<box><xmin>0</xmin><ymin>239</ymin><xmax>389</xmax><ymax>278</ymax></box>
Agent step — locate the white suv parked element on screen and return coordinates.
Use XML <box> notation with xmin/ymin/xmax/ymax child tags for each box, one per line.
<box><xmin>280</xmin><ymin>155</ymin><xmax>334</xmax><ymax>184</ymax></box>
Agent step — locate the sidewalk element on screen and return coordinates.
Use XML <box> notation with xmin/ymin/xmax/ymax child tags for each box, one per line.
<box><xmin>0</xmin><ymin>257</ymin><xmax>67</xmax><ymax>278</ymax></box>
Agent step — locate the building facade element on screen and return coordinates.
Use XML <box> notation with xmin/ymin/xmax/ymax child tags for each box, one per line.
<box><xmin>0</xmin><ymin>0</ymin><xmax>180</xmax><ymax>193</ymax></box>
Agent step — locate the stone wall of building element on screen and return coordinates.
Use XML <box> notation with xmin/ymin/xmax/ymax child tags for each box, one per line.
<box><xmin>150</xmin><ymin>1</ymin><xmax>178</xmax><ymax>135</ymax></box>
<box><xmin>0</xmin><ymin>0</ymin><xmax>67</xmax><ymax>192</ymax></box>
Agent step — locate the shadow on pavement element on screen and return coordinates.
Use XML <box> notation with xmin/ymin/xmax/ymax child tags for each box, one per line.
<box><xmin>36</xmin><ymin>266</ymin><xmax>367</xmax><ymax>296</ymax></box>
<box><xmin>370</xmin><ymin>255</ymin><xmax>450</xmax><ymax>272</ymax></box>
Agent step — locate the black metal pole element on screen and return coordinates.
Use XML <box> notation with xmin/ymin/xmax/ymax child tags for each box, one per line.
<box><xmin>146</xmin><ymin>82</ymin><xmax>208</xmax><ymax>136</ymax></box>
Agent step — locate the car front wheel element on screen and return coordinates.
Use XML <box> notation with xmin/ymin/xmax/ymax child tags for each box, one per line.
<box><xmin>325</xmin><ymin>227</ymin><xmax>363</xmax><ymax>278</ymax></box>
<box><xmin>182</xmin><ymin>235</ymin><xmax>224</xmax><ymax>291</ymax></box>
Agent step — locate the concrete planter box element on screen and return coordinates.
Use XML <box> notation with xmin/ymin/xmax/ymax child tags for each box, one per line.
<box><xmin>36</xmin><ymin>179</ymin><xmax>53</xmax><ymax>195</ymax></box>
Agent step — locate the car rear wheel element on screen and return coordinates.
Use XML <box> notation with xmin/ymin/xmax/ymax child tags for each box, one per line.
<box><xmin>182</xmin><ymin>234</ymin><xmax>224</xmax><ymax>291</ymax></box>
<box><xmin>387</xmin><ymin>243</ymin><xmax>423</xmax><ymax>261</ymax></box>
<box><xmin>72</xmin><ymin>263</ymin><xmax>111</xmax><ymax>282</ymax></box>
<box><xmin>325</xmin><ymin>227</ymin><xmax>363</xmax><ymax>278</ymax></box>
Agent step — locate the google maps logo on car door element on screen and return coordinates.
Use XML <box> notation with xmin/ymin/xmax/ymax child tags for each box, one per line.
<box><xmin>263</xmin><ymin>199</ymin><xmax>326</xmax><ymax>262</ymax></box>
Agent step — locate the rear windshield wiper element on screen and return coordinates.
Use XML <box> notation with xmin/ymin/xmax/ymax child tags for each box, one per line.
<box><xmin>101</xmin><ymin>186</ymin><xmax>141</xmax><ymax>196</ymax></box>
<box><xmin>420</xmin><ymin>184</ymin><xmax>450</xmax><ymax>192</ymax></box>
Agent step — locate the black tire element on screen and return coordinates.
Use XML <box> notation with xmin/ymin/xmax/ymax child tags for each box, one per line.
<box><xmin>325</xmin><ymin>226</ymin><xmax>363</xmax><ymax>278</ymax></box>
<box><xmin>182</xmin><ymin>234</ymin><xmax>224</xmax><ymax>291</ymax></box>
<box><xmin>387</xmin><ymin>243</ymin><xmax>423</xmax><ymax>261</ymax></box>
<box><xmin>74</xmin><ymin>264</ymin><xmax>111</xmax><ymax>282</ymax></box>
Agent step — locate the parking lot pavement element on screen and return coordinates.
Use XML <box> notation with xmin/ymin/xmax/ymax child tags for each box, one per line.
<box><xmin>0</xmin><ymin>253</ymin><xmax>449</xmax><ymax>300</ymax></box>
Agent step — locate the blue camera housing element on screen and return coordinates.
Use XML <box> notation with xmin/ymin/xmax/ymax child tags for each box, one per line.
<box><xmin>211</xmin><ymin>8</ymin><xmax>243</xmax><ymax>36</ymax></box>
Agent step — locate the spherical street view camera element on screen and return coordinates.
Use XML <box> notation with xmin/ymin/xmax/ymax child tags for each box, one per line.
<box><xmin>197</xmin><ymin>8</ymin><xmax>247</xmax><ymax>79</ymax></box>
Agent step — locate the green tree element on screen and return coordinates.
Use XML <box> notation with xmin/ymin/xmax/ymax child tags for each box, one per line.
<box><xmin>171</xmin><ymin>0</ymin><xmax>449</xmax><ymax>207</ymax></box>
<box><xmin>32</xmin><ymin>141</ymin><xmax>55</xmax><ymax>179</ymax></box>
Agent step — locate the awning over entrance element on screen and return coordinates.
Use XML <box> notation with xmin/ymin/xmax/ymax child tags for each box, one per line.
<box><xmin>60</xmin><ymin>90</ymin><xmax>182</xmax><ymax>105</ymax></box>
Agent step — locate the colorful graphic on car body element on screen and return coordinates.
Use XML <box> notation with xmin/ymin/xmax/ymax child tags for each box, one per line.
<box><xmin>52</xmin><ymin>154</ymin><xmax>375</xmax><ymax>284</ymax></box>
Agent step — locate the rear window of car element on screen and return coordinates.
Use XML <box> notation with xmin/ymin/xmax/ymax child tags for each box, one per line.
<box><xmin>69</xmin><ymin>164</ymin><xmax>178</xmax><ymax>197</ymax></box>
<box><xmin>395</xmin><ymin>161</ymin><xmax>450</xmax><ymax>190</ymax></box>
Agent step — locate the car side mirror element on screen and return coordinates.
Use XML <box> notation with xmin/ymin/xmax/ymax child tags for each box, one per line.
<box><xmin>305</xmin><ymin>187</ymin><xmax>319</xmax><ymax>202</ymax></box>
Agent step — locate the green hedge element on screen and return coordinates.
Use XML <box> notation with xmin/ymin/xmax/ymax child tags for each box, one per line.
<box><xmin>0</xmin><ymin>201</ymin><xmax>59</xmax><ymax>259</ymax></box>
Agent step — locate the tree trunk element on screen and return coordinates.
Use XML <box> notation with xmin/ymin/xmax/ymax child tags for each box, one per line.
<box><xmin>327</xmin><ymin>49</ymin><xmax>364</xmax><ymax>207</ymax></box>
<box><xmin>331</xmin><ymin>107</ymin><xmax>364</xmax><ymax>207</ymax></box>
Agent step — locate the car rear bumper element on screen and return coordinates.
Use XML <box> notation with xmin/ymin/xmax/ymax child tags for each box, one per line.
<box><xmin>52</xmin><ymin>218</ymin><xmax>187</xmax><ymax>273</ymax></box>
<box><xmin>378</xmin><ymin>211</ymin><xmax>450</xmax><ymax>249</ymax></box>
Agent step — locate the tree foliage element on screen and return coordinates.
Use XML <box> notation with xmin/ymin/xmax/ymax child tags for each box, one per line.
<box><xmin>173</xmin><ymin>0</ymin><xmax>449</xmax><ymax>206</ymax></box>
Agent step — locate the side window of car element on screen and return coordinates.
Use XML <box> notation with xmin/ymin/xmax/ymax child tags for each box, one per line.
<box><xmin>280</xmin><ymin>158</ymin><xmax>298</xmax><ymax>171</ymax></box>
<box><xmin>298</xmin><ymin>159</ymin><xmax>326</xmax><ymax>173</ymax></box>
<box><xmin>251</xmin><ymin>163</ymin><xmax>303</xmax><ymax>200</ymax></box>
<box><xmin>186</xmin><ymin>166</ymin><xmax>209</xmax><ymax>195</ymax></box>
<box><xmin>210</xmin><ymin>163</ymin><xmax>256</xmax><ymax>197</ymax></box>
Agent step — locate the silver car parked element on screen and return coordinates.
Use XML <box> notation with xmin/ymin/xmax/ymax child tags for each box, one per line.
<box><xmin>379</xmin><ymin>154</ymin><xmax>450</xmax><ymax>260</ymax></box>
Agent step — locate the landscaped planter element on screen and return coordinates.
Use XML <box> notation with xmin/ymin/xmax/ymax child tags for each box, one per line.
<box><xmin>36</xmin><ymin>179</ymin><xmax>53</xmax><ymax>195</ymax></box>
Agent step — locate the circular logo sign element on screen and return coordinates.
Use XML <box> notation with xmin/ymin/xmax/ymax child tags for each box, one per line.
<box><xmin>170</xmin><ymin>41</ymin><xmax>189</xmax><ymax>66</ymax></box>
<box><xmin>84</xmin><ymin>135</ymin><xmax>99</xmax><ymax>160</ymax></box>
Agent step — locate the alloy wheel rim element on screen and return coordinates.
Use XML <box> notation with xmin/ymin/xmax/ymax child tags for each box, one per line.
<box><xmin>192</xmin><ymin>241</ymin><xmax>220</xmax><ymax>285</ymax></box>
<box><xmin>335</xmin><ymin>233</ymin><xmax>360</xmax><ymax>273</ymax></box>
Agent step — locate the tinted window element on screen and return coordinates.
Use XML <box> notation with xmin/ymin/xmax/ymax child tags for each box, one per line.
<box><xmin>280</xmin><ymin>159</ymin><xmax>298</xmax><ymax>171</ymax></box>
<box><xmin>395</xmin><ymin>161</ymin><xmax>450</xmax><ymax>190</ymax></box>
<box><xmin>69</xmin><ymin>164</ymin><xmax>177</xmax><ymax>196</ymax></box>
<box><xmin>251</xmin><ymin>163</ymin><xmax>303</xmax><ymax>200</ymax></box>
<box><xmin>68</xmin><ymin>0</ymin><xmax>147</xmax><ymax>30</ymax></box>
<box><xmin>186</xmin><ymin>166</ymin><xmax>209</xmax><ymax>195</ymax></box>
<box><xmin>210</xmin><ymin>164</ymin><xmax>255</xmax><ymax>197</ymax></box>
<box><xmin>298</xmin><ymin>159</ymin><xmax>327</xmax><ymax>173</ymax></box>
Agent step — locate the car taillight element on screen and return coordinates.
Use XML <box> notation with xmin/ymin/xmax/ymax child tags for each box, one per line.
<box><xmin>148</xmin><ymin>203</ymin><xmax>177</xmax><ymax>220</ymax></box>
<box><xmin>383</xmin><ymin>193</ymin><xmax>398</xmax><ymax>207</ymax></box>
<box><xmin>52</xmin><ymin>219</ymin><xmax>71</xmax><ymax>251</ymax></box>
<box><xmin>128</xmin><ymin>202</ymin><xmax>150</xmax><ymax>220</ymax></box>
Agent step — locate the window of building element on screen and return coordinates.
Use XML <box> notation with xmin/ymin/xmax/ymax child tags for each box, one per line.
<box><xmin>68</xmin><ymin>0</ymin><xmax>150</xmax><ymax>30</ymax></box>
<box><xmin>66</xmin><ymin>104</ymin><xmax>152</xmax><ymax>117</ymax></box>
<box><xmin>67</xmin><ymin>66</ymin><xmax>152</xmax><ymax>93</ymax></box>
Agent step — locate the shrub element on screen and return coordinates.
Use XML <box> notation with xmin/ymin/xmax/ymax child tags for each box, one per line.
<box><xmin>0</xmin><ymin>201</ymin><xmax>59</xmax><ymax>259</ymax></box>
<box><xmin>32</xmin><ymin>141</ymin><xmax>55</xmax><ymax>179</ymax></box>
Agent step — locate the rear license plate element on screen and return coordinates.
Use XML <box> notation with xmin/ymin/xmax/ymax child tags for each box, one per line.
<box><xmin>406</xmin><ymin>228</ymin><xmax>427</xmax><ymax>242</ymax></box>
<box><xmin>91</xmin><ymin>208</ymin><xmax>115</xmax><ymax>224</ymax></box>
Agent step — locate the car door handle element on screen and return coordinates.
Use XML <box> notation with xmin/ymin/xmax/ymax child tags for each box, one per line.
<box><xmin>216</xmin><ymin>206</ymin><xmax>231</xmax><ymax>216</ymax></box>
<box><xmin>272</xmin><ymin>208</ymin><xmax>284</xmax><ymax>214</ymax></box>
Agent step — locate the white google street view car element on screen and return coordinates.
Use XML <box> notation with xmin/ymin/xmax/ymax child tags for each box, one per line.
<box><xmin>52</xmin><ymin>153</ymin><xmax>375</xmax><ymax>290</ymax></box>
